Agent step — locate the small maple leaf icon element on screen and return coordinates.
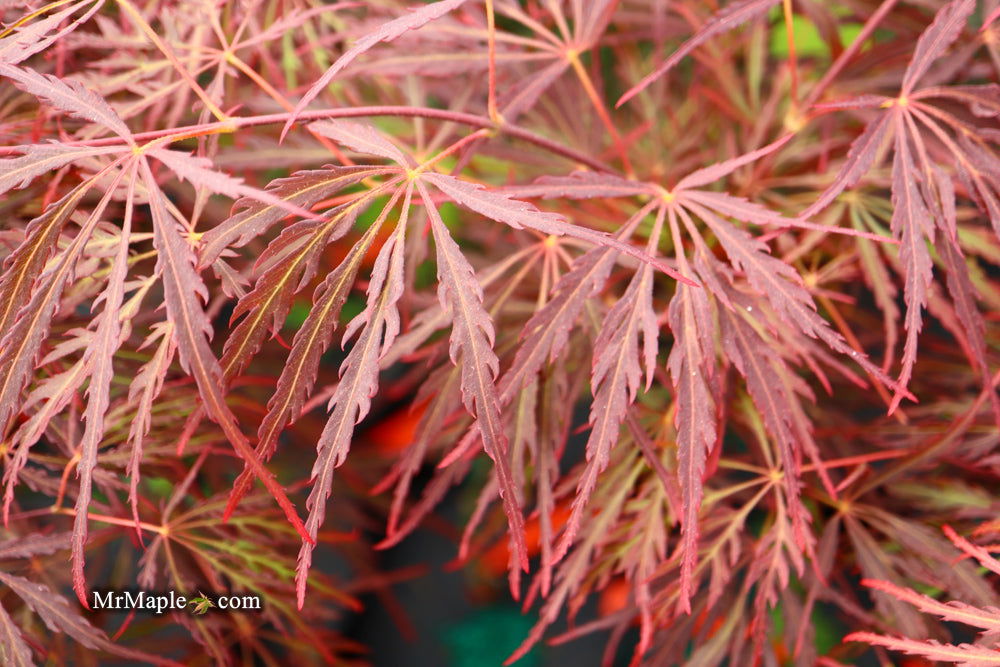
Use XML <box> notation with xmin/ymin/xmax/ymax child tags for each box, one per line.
<box><xmin>188</xmin><ymin>592</ymin><xmax>215</xmax><ymax>615</ymax></box>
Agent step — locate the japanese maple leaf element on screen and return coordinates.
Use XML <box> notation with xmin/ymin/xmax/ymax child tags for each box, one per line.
<box><xmin>797</xmin><ymin>0</ymin><xmax>999</xmax><ymax>412</ymax></box>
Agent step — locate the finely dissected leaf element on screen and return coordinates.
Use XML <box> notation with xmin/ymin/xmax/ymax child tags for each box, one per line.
<box><xmin>0</xmin><ymin>533</ymin><xmax>70</xmax><ymax>561</ymax></box>
<box><xmin>0</xmin><ymin>601</ymin><xmax>32</xmax><ymax>667</ymax></box>
<box><xmin>0</xmin><ymin>144</ymin><xmax>124</xmax><ymax>196</ymax></box>
<box><xmin>3</xmin><ymin>0</ymin><xmax>999</xmax><ymax>661</ymax></box>
<box><xmin>901</xmin><ymin>0</ymin><xmax>976</xmax><ymax>94</ymax></box>
<box><xmin>378</xmin><ymin>364</ymin><xmax>463</xmax><ymax>539</ymax></box>
<box><xmin>499</xmin><ymin>203</ymin><xmax>653</xmax><ymax>401</ymax></box>
<box><xmin>511</xmin><ymin>171</ymin><xmax>653</xmax><ymax>200</ymax></box>
<box><xmin>0</xmin><ymin>62</ymin><xmax>133</xmax><ymax>141</ymax></box>
<box><xmin>507</xmin><ymin>460</ymin><xmax>641</xmax><ymax>665</ymax></box>
<box><xmin>853</xmin><ymin>203</ymin><xmax>901</xmax><ymax>370</ymax></box>
<box><xmin>0</xmin><ymin>182</ymin><xmax>92</xmax><ymax>337</ymax></box>
<box><xmin>417</xmin><ymin>179</ymin><xmax>528</xmax><ymax>578</ymax></box>
<box><xmin>845</xmin><ymin>517</ymin><xmax>929</xmax><ymax>638</ymax></box>
<box><xmin>71</xmin><ymin>164</ymin><xmax>135</xmax><ymax>606</ymax></box>
<box><xmin>719</xmin><ymin>301</ymin><xmax>812</xmax><ymax>544</ymax></box>
<box><xmin>683</xmin><ymin>189</ymin><xmax>891</xmax><ymax>240</ymax></box>
<box><xmin>425</xmin><ymin>173</ymin><xmax>691</xmax><ymax>283</ymax></box>
<box><xmin>257</xmin><ymin>190</ymin><xmax>402</xmax><ymax>463</ymax></box>
<box><xmin>0</xmin><ymin>171</ymin><xmax>119</xmax><ymax>436</ymax></box>
<box><xmin>0</xmin><ymin>0</ymin><xmax>101</xmax><ymax>66</ymax></box>
<box><xmin>297</xmin><ymin>187</ymin><xmax>411</xmax><ymax>607</ymax></box>
<box><xmin>861</xmin><ymin>579</ymin><xmax>1000</xmax><ymax>632</ymax></box>
<box><xmin>282</xmin><ymin>0</ymin><xmax>469</xmax><ymax>137</ymax></box>
<box><xmin>675</xmin><ymin>134</ymin><xmax>792</xmax><ymax>191</ymax></box>
<box><xmin>938</xmin><ymin>230</ymin><xmax>991</xmax><ymax>386</ymax></box>
<box><xmin>668</xmin><ymin>250</ymin><xmax>716</xmax><ymax>612</ymax></box>
<box><xmin>498</xmin><ymin>59</ymin><xmax>571</xmax><ymax>121</ymax></box>
<box><xmin>149</xmin><ymin>149</ymin><xmax>322</xmax><ymax>226</ymax></box>
<box><xmin>199</xmin><ymin>165</ymin><xmax>390</xmax><ymax>266</ymax></box>
<box><xmin>555</xmin><ymin>210</ymin><xmax>663</xmax><ymax>562</ymax></box>
<box><xmin>126</xmin><ymin>322</ymin><xmax>176</xmax><ymax>533</ymax></box>
<box><xmin>219</xmin><ymin>185</ymin><xmax>394</xmax><ymax>381</ymax></box>
<box><xmin>142</xmin><ymin>160</ymin><xmax>310</xmax><ymax>543</ymax></box>
<box><xmin>798</xmin><ymin>111</ymin><xmax>893</xmax><ymax>220</ymax></box>
<box><xmin>3</xmin><ymin>357</ymin><xmax>89</xmax><ymax>522</ymax></box>
<box><xmin>746</xmin><ymin>497</ymin><xmax>804</xmax><ymax>639</ymax></box>
<box><xmin>845</xmin><ymin>632</ymin><xmax>1000</xmax><ymax>665</ymax></box>
<box><xmin>0</xmin><ymin>571</ymin><xmax>106</xmax><ymax>649</ymax></box>
<box><xmin>309</xmin><ymin>120</ymin><xmax>410</xmax><ymax>164</ymax></box>
<box><xmin>944</xmin><ymin>525</ymin><xmax>1000</xmax><ymax>577</ymax></box>
<box><xmin>683</xmin><ymin>199</ymin><xmax>897</xmax><ymax>389</ymax></box>
<box><xmin>888</xmin><ymin>124</ymin><xmax>934</xmax><ymax>411</ymax></box>
<box><xmin>616</xmin><ymin>0</ymin><xmax>781</xmax><ymax>107</ymax></box>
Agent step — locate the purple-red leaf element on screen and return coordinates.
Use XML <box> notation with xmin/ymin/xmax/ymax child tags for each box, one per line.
<box><xmin>0</xmin><ymin>63</ymin><xmax>133</xmax><ymax>141</ymax></box>
<box><xmin>668</xmin><ymin>257</ymin><xmax>716</xmax><ymax>613</ymax></box>
<box><xmin>199</xmin><ymin>165</ymin><xmax>391</xmax><ymax>266</ymax></box>
<box><xmin>0</xmin><ymin>601</ymin><xmax>32</xmax><ymax>667</ymax></box>
<box><xmin>426</xmin><ymin>173</ymin><xmax>692</xmax><ymax>284</ymax></box>
<box><xmin>309</xmin><ymin>120</ymin><xmax>410</xmax><ymax>164</ymax></box>
<box><xmin>417</xmin><ymin>179</ymin><xmax>528</xmax><ymax>580</ymax></box>
<box><xmin>616</xmin><ymin>0</ymin><xmax>781</xmax><ymax>107</ymax></box>
<box><xmin>282</xmin><ymin>0</ymin><xmax>469</xmax><ymax>138</ymax></box>
<box><xmin>142</xmin><ymin>160</ymin><xmax>311</xmax><ymax>545</ymax></box>
<box><xmin>901</xmin><ymin>0</ymin><xmax>976</xmax><ymax>94</ymax></box>
<box><xmin>297</xmin><ymin>189</ymin><xmax>410</xmax><ymax>607</ymax></box>
<box><xmin>887</xmin><ymin>123</ymin><xmax>934</xmax><ymax>411</ymax></box>
<box><xmin>798</xmin><ymin>112</ymin><xmax>894</xmax><ymax>220</ymax></box>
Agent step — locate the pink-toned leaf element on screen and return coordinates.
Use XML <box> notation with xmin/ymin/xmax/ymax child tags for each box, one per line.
<box><xmin>199</xmin><ymin>165</ymin><xmax>391</xmax><ymax>266</ymax></box>
<box><xmin>887</xmin><ymin>124</ymin><xmax>934</xmax><ymax>412</ymax></box>
<box><xmin>684</xmin><ymin>199</ymin><xmax>899</xmax><ymax>391</ymax></box>
<box><xmin>0</xmin><ymin>144</ymin><xmax>124</xmax><ymax>196</ymax></box>
<box><xmin>141</xmin><ymin>159</ymin><xmax>311</xmax><ymax>544</ymax></box>
<box><xmin>844</xmin><ymin>632</ymin><xmax>1000</xmax><ymax>665</ymax></box>
<box><xmin>675</xmin><ymin>134</ymin><xmax>791</xmax><ymax>191</ymax></box>
<box><xmin>499</xmin><ymin>58</ymin><xmax>571</xmax><ymax>121</ymax></box>
<box><xmin>296</xmin><ymin>190</ymin><xmax>410</xmax><ymax>607</ymax></box>
<box><xmin>901</xmin><ymin>0</ymin><xmax>976</xmax><ymax>94</ymax></box>
<box><xmin>860</xmin><ymin>579</ymin><xmax>1000</xmax><ymax>632</ymax></box>
<box><xmin>0</xmin><ymin>63</ymin><xmax>133</xmax><ymax>140</ymax></box>
<box><xmin>798</xmin><ymin>112</ymin><xmax>894</xmax><ymax>220</ymax></box>
<box><xmin>149</xmin><ymin>148</ymin><xmax>322</xmax><ymax>226</ymax></box>
<box><xmin>425</xmin><ymin>172</ymin><xmax>692</xmax><ymax>284</ymax></box>
<box><xmin>510</xmin><ymin>170</ymin><xmax>653</xmax><ymax>200</ymax></box>
<box><xmin>943</xmin><ymin>525</ymin><xmax>1000</xmax><ymax>576</ymax></box>
<box><xmin>0</xmin><ymin>0</ymin><xmax>100</xmax><ymax>65</ymax></box>
<box><xmin>0</xmin><ymin>183</ymin><xmax>91</xmax><ymax>335</ymax></box>
<box><xmin>309</xmin><ymin>120</ymin><xmax>410</xmax><ymax>164</ymax></box>
<box><xmin>219</xmin><ymin>187</ymin><xmax>390</xmax><ymax>382</ymax></box>
<box><xmin>282</xmin><ymin>0</ymin><xmax>469</xmax><ymax>138</ymax></box>
<box><xmin>380</xmin><ymin>365</ymin><xmax>463</xmax><ymax>539</ymax></box>
<box><xmin>126</xmin><ymin>322</ymin><xmax>176</xmax><ymax>535</ymax></box>
<box><xmin>0</xmin><ymin>533</ymin><xmax>70</xmax><ymax>561</ymax></box>
<box><xmin>616</xmin><ymin>0</ymin><xmax>781</xmax><ymax>107</ymax></box>
<box><xmin>0</xmin><ymin>601</ymin><xmax>33</xmax><ymax>667</ymax></box>
<box><xmin>555</xmin><ymin>213</ymin><xmax>662</xmax><ymax>562</ymax></box>
<box><xmin>0</xmin><ymin>571</ymin><xmax>106</xmax><ymax>649</ymax></box>
<box><xmin>498</xmin><ymin>203</ymin><xmax>652</xmax><ymax>401</ymax></box>
<box><xmin>683</xmin><ymin>189</ymin><xmax>894</xmax><ymax>242</ymax></box>
<box><xmin>719</xmin><ymin>301</ymin><xmax>811</xmax><ymax>544</ymax></box>
<box><xmin>3</xmin><ymin>358</ymin><xmax>88</xmax><ymax>523</ymax></box>
<box><xmin>71</xmin><ymin>166</ymin><xmax>134</xmax><ymax>606</ymax></box>
<box><xmin>256</xmin><ymin>188</ymin><xmax>405</xmax><ymax>467</ymax></box>
<box><xmin>938</xmin><ymin>231</ymin><xmax>990</xmax><ymax>379</ymax></box>
<box><xmin>668</xmin><ymin>263</ymin><xmax>716</xmax><ymax>612</ymax></box>
<box><xmin>0</xmin><ymin>175</ymin><xmax>117</xmax><ymax>442</ymax></box>
<box><xmin>417</xmin><ymin>179</ymin><xmax>528</xmax><ymax>580</ymax></box>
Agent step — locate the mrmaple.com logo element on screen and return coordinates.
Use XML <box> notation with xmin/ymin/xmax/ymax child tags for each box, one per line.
<box><xmin>91</xmin><ymin>590</ymin><xmax>261</xmax><ymax>614</ymax></box>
